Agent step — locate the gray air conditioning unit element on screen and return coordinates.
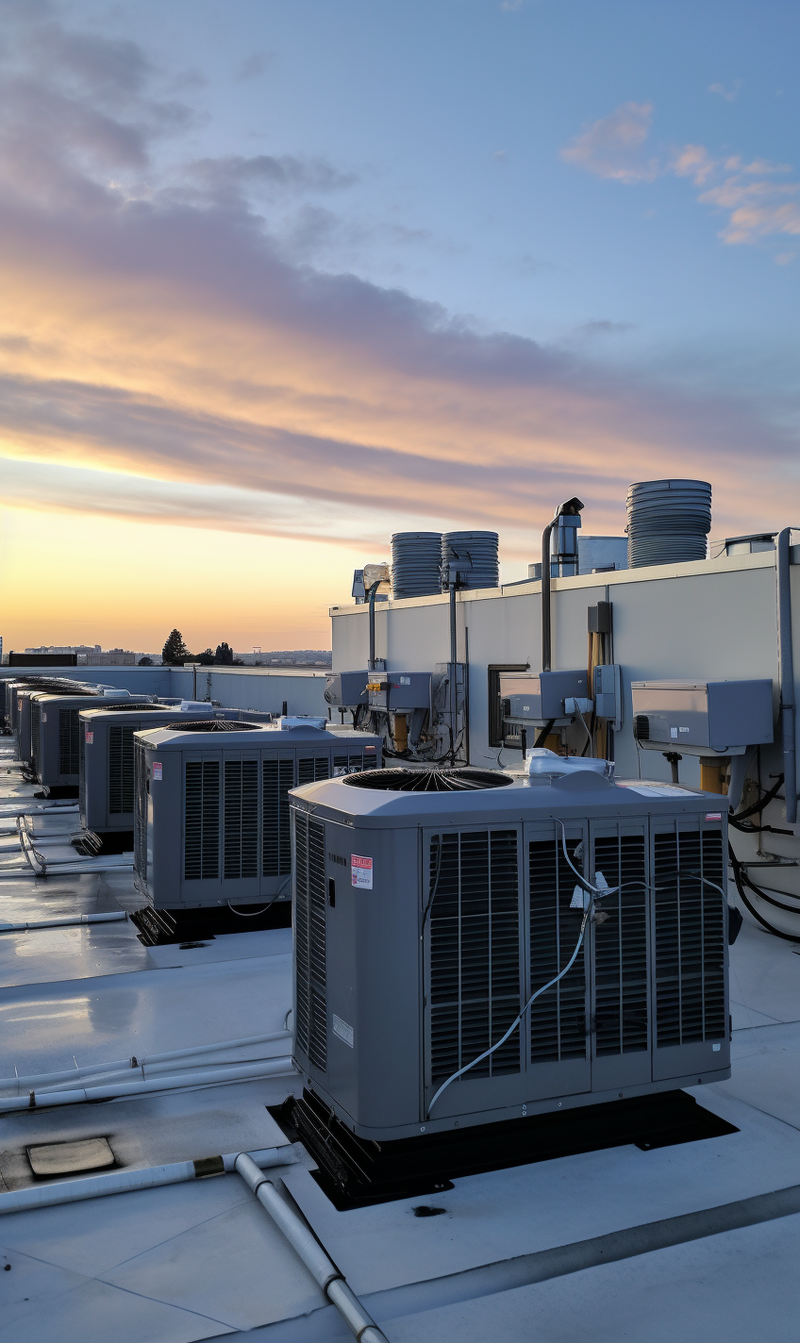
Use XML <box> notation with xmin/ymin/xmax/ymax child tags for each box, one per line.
<box><xmin>324</xmin><ymin>671</ymin><xmax>369</xmax><ymax>709</ymax></box>
<box><xmin>133</xmin><ymin>720</ymin><xmax>383</xmax><ymax>913</ymax></box>
<box><xmin>500</xmin><ymin>669</ymin><xmax>589</xmax><ymax>727</ymax></box>
<box><xmin>289</xmin><ymin>766</ymin><xmax>730</xmax><ymax>1142</ymax></box>
<box><xmin>79</xmin><ymin>703</ymin><xmax>223</xmax><ymax>833</ymax></box>
<box><xmin>631</xmin><ymin>679</ymin><xmax>774</xmax><ymax>757</ymax></box>
<box><xmin>14</xmin><ymin>681</ymin><xmax>100</xmax><ymax>767</ymax></box>
<box><xmin>31</xmin><ymin>691</ymin><xmax>152</xmax><ymax>787</ymax></box>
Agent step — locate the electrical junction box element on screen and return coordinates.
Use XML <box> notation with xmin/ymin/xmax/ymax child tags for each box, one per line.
<box><xmin>593</xmin><ymin>664</ymin><xmax>623</xmax><ymax>731</ymax></box>
<box><xmin>289</xmin><ymin>766</ymin><xmax>730</xmax><ymax>1142</ymax></box>
<box><xmin>631</xmin><ymin>679</ymin><xmax>774</xmax><ymax>757</ymax></box>
<box><xmin>368</xmin><ymin>672</ymin><xmax>432</xmax><ymax>713</ymax></box>
<box><xmin>499</xmin><ymin>669</ymin><xmax>588</xmax><ymax>726</ymax></box>
<box><xmin>324</xmin><ymin>671</ymin><xmax>369</xmax><ymax>708</ymax></box>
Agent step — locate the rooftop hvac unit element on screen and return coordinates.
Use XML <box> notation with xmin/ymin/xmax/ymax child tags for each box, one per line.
<box><xmin>13</xmin><ymin>681</ymin><xmax>99</xmax><ymax>765</ymax></box>
<box><xmin>79</xmin><ymin>703</ymin><xmax>223</xmax><ymax>833</ymax></box>
<box><xmin>289</xmin><ymin>766</ymin><xmax>730</xmax><ymax>1142</ymax></box>
<box><xmin>31</xmin><ymin>691</ymin><xmax>152</xmax><ymax>787</ymax></box>
<box><xmin>133</xmin><ymin>720</ymin><xmax>383</xmax><ymax>912</ymax></box>
<box><xmin>500</xmin><ymin>669</ymin><xmax>589</xmax><ymax>728</ymax></box>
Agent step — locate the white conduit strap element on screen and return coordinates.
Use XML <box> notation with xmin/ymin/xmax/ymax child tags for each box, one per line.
<box><xmin>235</xmin><ymin>1153</ymin><xmax>390</xmax><ymax>1343</ymax></box>
<box><xmin>0</xmin><ymin>1056</ymin><xmax>295</xmax><ymax>1112</ymax></box>
<box><xmin>0</xmin><ymin>911</ymin><xmax>128</xmax><ymax>933</ymax></box>
<box><xmin>0</xmin><ymin>1147</ymin><xmax>295</xmax><ymax>1216</ymax></box>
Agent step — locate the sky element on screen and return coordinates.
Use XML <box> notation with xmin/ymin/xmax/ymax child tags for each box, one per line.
<box><xmin>0</xmin><ymin>0</ymin><xmax>798</xmax><ymax>652</ymax></box>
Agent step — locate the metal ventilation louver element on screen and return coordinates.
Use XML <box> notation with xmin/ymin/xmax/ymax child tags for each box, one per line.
<box><xmin>294</xmin><ymin>810</ymin><xmax>328</xmax><ymax>1071</ymax></box>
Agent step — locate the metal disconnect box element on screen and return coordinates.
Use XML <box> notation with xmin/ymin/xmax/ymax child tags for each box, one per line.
<box><xmin>368</xmin><ymin>672</ymin><xmax>432</xmax><ymax>713</ymax></box>
<box><xmin>289</xmin><ymin>768</ymin><xmax>731</xmax><ymax>1142</ymax></box>
<box><xmin>500</xmin><ymin>669</ymin><xmax>588</xmax><ymax>725</ymax></box>
<box><xmin>324</xmin><ymin>671</ymin><xmax>370</xmax><ymax>708</ymax></box>
<box><xmin>631</xmin><ymin>679</ymin><xmax>774</xmax><ymax>756</ymax></box>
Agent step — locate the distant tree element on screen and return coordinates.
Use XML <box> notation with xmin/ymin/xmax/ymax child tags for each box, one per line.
<box><xmin>162</xmin><ymin>629</ymin><xmax>189</xmax><ymax>664</ymax></box>
<box><xmin>214</xmin><ymin>642</ymin><xmax>235</xmax><ymax>666</ymax></box>
<box><xmin>138</xmin><ymin>656</ymin><xmax>153</xmax><ymax>666</ymax></box>
<box><xmin>197</xmin><ymin>648</ymin><xmax>215</xmax><ymax>666</ymax></box>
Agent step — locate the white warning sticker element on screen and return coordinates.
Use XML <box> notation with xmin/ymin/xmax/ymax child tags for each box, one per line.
<box><xmin>152</xmin><ymin>761</ymin><xmax>163</xmax><ymax>781</ymax></box>
<box><xmin>85</xmin><ymin>729</ymin><xmax>94</xmax><ymax>745</ymax></box>
<box><xmin>333</xmin><ymin>1014</ymin><xmax>354</xmax><ymax>1048</ymax></box>
<box><xmin>351</xmin><ymin>854</ymin><xmax>373</xmax><ymax>888</ymax></box>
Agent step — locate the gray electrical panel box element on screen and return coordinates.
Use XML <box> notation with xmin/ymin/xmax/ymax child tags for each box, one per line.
<box><xmin>289</xmin><ymin>767</ymin><xmax>730</xmax><ymax>1142</ymax></box>
<box><xmin>368</xmin><ymin>672</ymin><xmax>432</xmax><ymax>713</ymax></box>
<box><xmin>631</xmin><ymin>679</ymin><xmax>774</xmax><ymax>756</ymax></box>
<box><xmin>324</xmin><ymin>671</ymin><xmax>369</xmax><ymax>708</ymax></box>
<box><xmin>593</xmin><ymin>664</ymin><xmax>623</xmax><ymax>731</ymax></box>
<box><xmin>134</xmin><ymin>720</ymin><xmax>383</xmax><ymax>911</ymax></box>
<box><xmin>500</xmin><ymin>669</ymin><xmax>588</xmax><ymax>725</ymax></box>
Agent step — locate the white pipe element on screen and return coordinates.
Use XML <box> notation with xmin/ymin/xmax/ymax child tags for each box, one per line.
<box><xmin>0</xmin><ymin>911</ymin><xmax>128</xmax><ymax>933</ymax></box>
<box><xmin>0</xmin><ymin>1147</ymin><xmax>295</xmax><ymax>1216</ymax></box>
<box><xmin>0</xmin><ymin>1029</ymin><xmax>292</xmax><ymax>1092</ymax></box>
<box><xmin>235</xmin><ymin>1153</ymin><xmax>390</xmax><ymax>1343</ymax></box>
<box><xmin>0</xmin><ymin>1056</ymin><xmax>295</xmax><ymax>1112</ymax></box>
<box><xmin>33</xmin><ymin>1051</ymin><xmax>291</xmax><ymax>1093</ymax></box>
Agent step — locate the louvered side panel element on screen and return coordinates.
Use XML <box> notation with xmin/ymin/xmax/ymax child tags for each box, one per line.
<box><xmin>429</xmin><ymin>829</ymin><xmax>520</xmax><ymax>1085</ymax></box>
<box><xmin>298</xmin><ymin>756</ymin><xmax>331</xmax><ymax>785</ymax></box>
<box><xmin>293</xmin><ymin>810</ymin><xmax>327</xmax><ymax>1071</ymax></box>
<box><xmin>529</xmin><ymin>836</ymin><xmax>587</xmax><ymax>1062</ymax></box>
<box><xmin>223</xmin><ymin>760</ymin><xmax>258</xmax><ymax>879</ymax></box>
<box><xmin>262</xmin><ymin>759</ymin><xmax>293</xmax><ymax>875</ymax></box>
<box><xmin>134</xmin><ymin>743</ymin><xmax>148</xmax><ymax>880</ymax></box>
<box><xmin>31</xmin><ymin>701</ymin><xmax>41</xmax><ymax>774</ymax></box>
<box><xmin>121</xmin><ymin>727</ymin><xmax>136</xmax><ymax>814</ymax></box>
<box><xmin>593</xmin><ymin>833</ymin><xmax>648</xmax><ymax>1055</ymax></box>
<box><xmin>59</xmin><ymin>708</ymin><xmax>80</xmax><ymax>776</ymax></box>
<box><xmin>79</xmin><ymin>727</ymin><xmax>86</xmax><ymax>817</ymax></box>
<box><xmin>332</xmin><ymin>753</ymin><xmax>373</xmax><ymax>776</ymax></box>
<box><xmin>184</xmin><ymin>760</ymin><xmax>220</xmax><ymax>881</ymax></box>
<box><xmin>109</xmin><ymin>727</ymin><xmax>123</xmax><ymax>813</ymax></box>
<box><xmin>654</xmin><ymin>829</ymin><xmax>725</xmax><ymax>1047</ymax></box>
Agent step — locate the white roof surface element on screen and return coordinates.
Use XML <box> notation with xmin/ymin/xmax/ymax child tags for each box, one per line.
<box><xmin>0</xmin><ymin>743</ymin><xmax>797</xmax><ymax>1342</ymax></box>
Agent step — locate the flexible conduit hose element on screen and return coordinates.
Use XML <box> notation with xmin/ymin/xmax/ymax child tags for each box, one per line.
<box><xmin>729</xmin><ymin>843</ymin><xmax>800</xmax><ymax>944</ymax></box>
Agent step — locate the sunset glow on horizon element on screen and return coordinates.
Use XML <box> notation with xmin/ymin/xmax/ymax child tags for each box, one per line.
<box><xmin>1</xmin><ymin>1</ymin><xmax>797</xmax><ymax>653</ymax></box>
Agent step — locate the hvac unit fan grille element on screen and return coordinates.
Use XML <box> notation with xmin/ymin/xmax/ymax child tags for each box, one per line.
<box><xmin>593</xmin><ymin>832</ymin><xmax>649</xmax><ymax>1055</ymax></box>
<box><xmin>134</xmin><ymin>742</ymin><xmax>147</xmax><ymax>879</ymax></box>
<box><xmin>654</xmin><ymin>829</ymin><xmax>726</xmax><ymax>1046</ymax></box>
<box><xmin>223</xmin><ymin>760</ymin><xmax>258</xmax><ymax>879</ymax></box>
<box><xmin>262</xmin><ymin>759</ymin><xmax>293</xmax><ymax>876</ymax></box>
<box><xmin>109</xmin><ymin>726</ymin><xmax>136</xmax><ymax>814</ymax></box>
<box><xmin>294</xmin><ymin>811</ymin><xmax>327</xmax><ymax>1071</ymax></box>
<box><xmin>529</xmin><ymin>836</ymin><xmax>587</xmax><ymax>1063</ymax></box>
<box><xmin>428</xmin><ymin>829</ymin><xmax>520</xmax><ymax>1084</ymax></box>
<box><xmin>59</xmin><ymin>708</ymin><xmax>80</xmax><ymax>776</ymax></box>
<box><xmin>184</xmin><ymin>761</ymin><xmax>220</xmax><ymax>880</ymax></box>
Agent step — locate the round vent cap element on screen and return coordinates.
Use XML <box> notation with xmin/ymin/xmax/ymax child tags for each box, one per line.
<box><xmin>342</xmin><ymin>767</ymin><xmax>512</xmax><ymax>791</ymax></box>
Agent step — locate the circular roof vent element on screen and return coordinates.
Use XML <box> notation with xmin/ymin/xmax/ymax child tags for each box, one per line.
<box><xmin>343</xmin><ymin>767</ymin><xmax>512</xmax><ymax>791</ymax></box>
<box><xmin>164</xmin><ymin>719</ymin><xmax>261</xmax><ymax>732</ymax></box>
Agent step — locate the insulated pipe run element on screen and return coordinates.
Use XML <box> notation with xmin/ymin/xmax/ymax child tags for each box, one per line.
<box><xmin>777</xmin><ymin>528</ymin><xmax>798</xmax><ymax>825</ymax></box>
<box><xmin>368</xmin><ymin>581</ymin><xmax>380</xmax><ymax>671</ymax></box>
<box><xmin>235</xmin><ymin>1153</ymin><xmax>390</xmax><ymax>1343</ymax></box>
<box><xmin>0</xmin><ymin>1056</ymin><xmax>295</xmax><ymax>1112</ymax></box>
<box><xmin>0</xmin><ymin>911</ymin><xmax>127</xmax><ymax>933</ymax></box>
<box><xmin>0</xmin><ymin>1147</ymin><xmax>295</xmax><ymax>1216</ymax></box>
<box><xmin>540</xmin><ymin>498</ymin><xmax>583</xmax><ymax>673</ymax></box>
<box><xmin>0</xmin><ymin>1028</ymin><xmax>292</xmax><ymax>1092</ymax></box>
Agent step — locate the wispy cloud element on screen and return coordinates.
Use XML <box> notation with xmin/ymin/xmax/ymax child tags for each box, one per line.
<box><xmin>709</xmin><ymin>81</ymin><xmax>742</xmax><ymax>102</ymax></box>
<box><xmin>235</xmin><ymin>51</ymin><xmax>275</xmax><ymax>82</ymax></box>
<box><xmin>562</xmin><ymin>101</ymin><xmax>800</xmax><ymax>252</ymax></box>
<box><xmin>560</xmin><ymin>102</ymin><xmax>658</xmax><ymax>183</ymax></box>
<box><xmin>0</xmin><ymin>13</ymin><xmax>795</xmax><ymax>559</ymax></box>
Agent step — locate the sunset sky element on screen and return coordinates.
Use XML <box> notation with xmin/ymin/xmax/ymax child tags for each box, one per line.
<box><xmin>1</xmin><ymin>0</ymin><xmax>797</xmax><ymax>653</ymax></box>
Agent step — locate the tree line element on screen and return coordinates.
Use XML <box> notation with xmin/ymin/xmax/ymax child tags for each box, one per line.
<box><xmin>161</xmin><ymin>629</ymin><xmax>243</xmax><ymax>666</ymax></box>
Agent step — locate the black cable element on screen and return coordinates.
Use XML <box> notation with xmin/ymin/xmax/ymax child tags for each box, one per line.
<box><xmin>728</xmin><ymin>816</ymin><xmax>794</xmax><ymax>836</ymax></box>
<box><xmin>729</xmin><ymin>843</ymin><xmax>800</xmax><ymax>943</ymax></box>
<box><xmin>730</xmin><ymin>773</ymin><xmax>784</xmax><ymax>822</ymax></box>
